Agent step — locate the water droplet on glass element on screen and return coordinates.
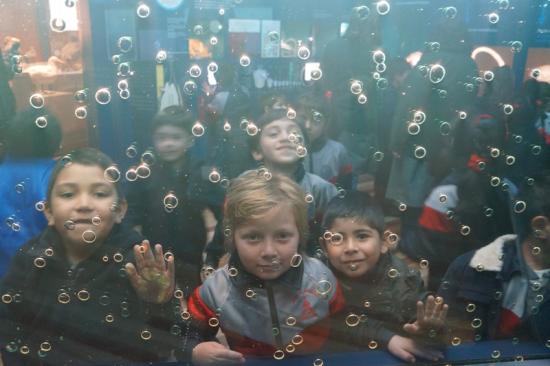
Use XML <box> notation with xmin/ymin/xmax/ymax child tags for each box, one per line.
<box><xmin>376</xmin><ymin>78</ymin><xmax>389</xmax><ymax>90</ymax></box>
<box><xmin>183</xmin><ymin>80</ymin><xmax>198</xmax><ymax>95</ymax></box>
<box><xmin>429</xmin><ymin>64</ymin><xmax>446</xmax><ymax>84</ymax></box>
<box><xmin>372</xmin><ymin>50</ymin><xmax>386</xmax><ymax>64</ymax></box>
<box><xmin>510</xmin><ymin>41</ymin><xmax>523</xmax><ymax>53</ymax></box>
<box><xmin>29</xmin><ymin>93</ymin><xmax>45</xmax><ymax>109</ymax></box>
<box><xmin>118</xmin><ymin>36</ymin><xmax>133</xmax><ymax>53</ymax></box>
<box><xmin>376</xmin><ymin>1</ymin><xmax>391</xmax><ymax>15</ymax></box>
<box><xmin>353</xmin><ymin>5</ymin><xmax>370</xmax><ymax>20</ymax></box>
<box><xmin>207</xmin><ymin>62</ymin><xmax>218</xmax><ymax>73</ymax></box>
<box><xmin>208</xmin><ymin>169</ymin><xmax>221</xmax><ymax>183</ymax></box>
<box><xmin>141</xmin><ymin>150</ymin><xmax>156</xmax><ymax>165</ymax></box>
<box><xmin>104</xmin><ymin>166</ymin><xmax>121</xmax><ymax>183</ymax></box>
<box><xmin>74</xmin><ymin>106</ymin><xmax>88</xmax><ymax>119</ymax></box>
<box><xmin>50</xmin><ymin>18</ymin><xmax>66</xmax><ymax>32</ymax></box>
<box><xmin>297</xmin><ymin>45</ymin><xmax>311</xmax><ymax>60</ymax></box>
<box><xmin>119</xmin><ymin>89</ymin><xmax>131</xmax><ymax>100</ymax></box>
<box><xmin>239</xmin><ymin>54</ymin><xmax>251</xmax><ymax>67</ymax></box>
<box><xmin>163</xmin><ymin>192</ymin><xmax>179</xmax><ymax>210</ymax></box>
<box><xmin>136</xmin><ymin>3</ymin><xmax>151</xmax><ymax>18</ymax></box>
<box><xmin>488</xmin><ymin>12</ymin><xmax>500</xmax><ymax>24</ymax></box>
<box><xmin>82</xmin><ymin>230</ymin><xmax>97</xmax><ymax>244</ymax></box>
<box><xmin>443</xmin><ymin>6</ymin><xmax>457</xmax><ymax>19</ymax></box>
<box><xmin>310</xmin><ymin>67</ymin><xmax>323</xmax><ymax>81</ymax></box>
<box><xmin>246</xmin><ymin>122</ymin><xmax>259</xmax><ymax>136</ymax></box>
<box><xmin>189</xmin><ymin>64</ymin><xmax>202</xmax><ymax>78</ymax></box>
<box><xmin>503</xmin><ymin>104</ymin><xmax>514</xmax><ymax>115</ymax></box>
<box><xmin>117</xmin><ymin>62</ymin><xmax>132</xmax><ymax>77</ymax></box>
<box><xmin>95</xmin><ymin>88</ymin><xmax>112</xmax><ymax>105</ymax></box>
<box><xmin>192</xmin><ymin>122</ymin><xmax>205</xmax><ymax>137</ymax></box>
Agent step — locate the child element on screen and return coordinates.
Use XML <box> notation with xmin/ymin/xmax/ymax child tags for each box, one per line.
<box><xmin>297</xmin><ymin>93</ymin><xmax>353</xmax><ymax>190</ymax></box>
<box><xmin>438</xmin><ymin>170</ymin><xmax>550</xmax><ymax>343</ymax></box>
<box><xmin>0</xmin><ymin>148</ymin><xmax>179</xmax><ymax>365</ymax></box>
<box><xmin>186</xmin><ymin>171</ymin><xmax>345</xmax><ymax>364</ymax></box>
<box><xmin>125</xmin><ymin>106</ymin><xmax>210</xmax><ymax>297</ymax></box>
<box><xmin>0</xmin><ymin>108</ymin><xmax>61</xmax><ymax>278</ymax></box>
<box><xmin>203</xmin><ymin>108</ymin><xmax>338</xmax><ymax>267</ymax></box>
<box><xmin>320</xmin><ymin>191</ymin><xmax>448</xmax><ymax>363</ymax></box>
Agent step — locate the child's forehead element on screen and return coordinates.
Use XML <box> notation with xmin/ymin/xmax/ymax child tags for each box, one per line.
<box><xmin>330</xmin><ymin>217</ymin><xmax>376</xmax><ymax>230</ymax></box>
<box><xmin>56</xmin><ymin>163</ymin><xmax>116</xmax><ymax>186</ymax></box>
<box><xmin>154</xmin><ymin>124</ymin><xmax>189</xmax><ymax>136</ymax></box>
<box><xmin>262</xmin><ymin>118</ymin><xmax>300</xmax><ymax>131</ymax></box>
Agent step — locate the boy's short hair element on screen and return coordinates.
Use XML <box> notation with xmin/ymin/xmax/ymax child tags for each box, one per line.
<box><xmin>322</xmin><ymin>191</ymin><xmax>385</xmax><ymax>235</ymax></box>
<box><xmin>151</xmin><ymin>106</ymin><xmax>195</xmax><ymax>135</ymax></box>
<box><xmin>247</xmin><ymin>108</ymin><xmax>307</xmax><ymax>153</ymax></box>
<box><xmin>223</xmin><ymin>170</ymin><xmax>309</xmax><ymax>251</ymax></box>
<box><xmin>46</xmin><ymin>147</ymin><xmax>123</xmax><ymax>202</ymax></box>
<box><xmin>296</xmin><ymin>92</ymin><xmax>328</xmax><ymax>124</ymax></box>
<box><xmin>6</xmin><ymin>108</ymin><xmax>61</xmax><ymax>159</ymax></box>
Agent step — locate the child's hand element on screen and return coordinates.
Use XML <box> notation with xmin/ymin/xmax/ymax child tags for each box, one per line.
<box><xmin>125</xmin><ymin>240</ymin><xmax>175</xmax><ymax>304</ymax></box>
<box><xmin>387</xmin><ymin>335</ymin><xmax>444</xmax><ymax>363</ymax></box>
<box><xmin>403</xmin><ymin>295</ymin><xmax>448</xmax><ymax>336</ymax></box>
<box><xmin>192</xmin><ymin>341</ymin><xmax>245</xmax><ymax>365</ymax></box>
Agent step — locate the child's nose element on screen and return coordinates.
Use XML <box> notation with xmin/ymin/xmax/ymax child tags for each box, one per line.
<box><xmin>343</xmin><ymin>239</ymin><xmax>358</xmax><ymax>253</ymax></box>
<box><xmin>76</xmin><ymin>194</ymin><xmax>93</xmax><ymax>210</ymax></box>
<box><xmin>261</xmin><ymin>240</ymin><xmax>277</xmax><ymax>258</ymax></box>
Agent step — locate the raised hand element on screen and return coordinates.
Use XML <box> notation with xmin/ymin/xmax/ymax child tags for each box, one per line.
<box><xmin>403</xmin><ymin>295</ymin><xmax>449</xmax><ymax>336</ymax></box>
<box><xmin>192</xmin><ymin>341</ymin><xmax>245</xmax><ymax>365</ymax></box>
<box><xmin>125</xmin><ymin>240</ymin><xmax>175</xmax><ymax>304</ymax></box>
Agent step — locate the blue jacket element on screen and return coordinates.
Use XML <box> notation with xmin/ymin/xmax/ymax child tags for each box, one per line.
<box><xmin>438</xmin><ymin>234</ymin><xmax>550</xmax><ymax>343</ymax></box>
<box><xmin>0</xmin><ymin>157</ymin><xmax>55</xmax><ymax>277</ymax></box>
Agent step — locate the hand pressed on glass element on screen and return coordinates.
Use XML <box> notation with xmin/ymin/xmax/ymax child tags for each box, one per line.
<box><xmin>388</xmin><ymin>335</ymin><xmax>444</xmax><ymax>363</ymax></box>
<box><xmin>125</xmin><ymin>240</ymin><xmax>175</xmax><ymax>304</ymax></box>
<box><xmin>192</xmin><ymin>341</ymin><xmax>245</xmax><ymax>365</ymax></box>
<box><xmin>402</xmin><ymin>295</ymin><xmax>449</xmax><ymax>336</ymax></box>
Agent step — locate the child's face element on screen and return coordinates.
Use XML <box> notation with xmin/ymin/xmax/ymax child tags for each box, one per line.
<box><xmin>45</xmin><ymin>163</ymin><xmax>127</xmax><ymax>248</ymax></box>
<box><xmin>322</xmin><ymin>218</ymin><xmax>387</xmax><ymax>278</ymax></box>
<box><xmin>252</xmin><ymin>119</ymin><xmax>301</xmax><ymax>167</ymax></box>
<box><xmin>233</xmin><ymin>204</ymin><xmax>300</xmax><ymax>280</ymax></box>
<box><xmin>303</xmin><ymin>111</ymin><xmax>325</xmax><ymax>143</ymax></box>
<box><xmin>153</xmin><ymin>125</ymin><xmax>193</xmax><ymax>163</ymax></box>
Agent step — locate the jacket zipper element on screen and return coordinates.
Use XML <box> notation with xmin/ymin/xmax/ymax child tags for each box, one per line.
<box><xmin>265</xmin><ymin>281</ymin><xmax>284</xmax><ymax>350</ymax></box>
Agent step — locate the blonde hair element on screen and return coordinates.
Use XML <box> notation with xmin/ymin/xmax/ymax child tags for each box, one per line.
<box><xmin>223</xmin><ymin>170</ymin><xmax>309</xmax><ymax>251</ymax></box>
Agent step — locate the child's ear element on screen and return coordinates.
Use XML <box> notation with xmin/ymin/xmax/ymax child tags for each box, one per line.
<box><xmin>380</xmin><ymin>234</ymin><xmax>390</xmax><ymax>254</ymax></box>
<box><xmin>251</xmin><ymin>149</ymin><xmax>264</xmax><ymax>162</ymax></box>
<box><xmin>531</xmin><ymin>216</ymin><xmax>549</xmax><ymax>239</ymax></box>
<box><xmin>43</xmin><ymin>202</ymin><xmax>55</xmax><ymax>226</ymax></box>
<box><xmin>113</xmin><ymin>199</ymin><xmax>128</xmax><ymax>224</ymax></box>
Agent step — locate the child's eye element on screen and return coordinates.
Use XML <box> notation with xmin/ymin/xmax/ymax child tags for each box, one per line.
<box><xmin>356</xmin><ymin>233</ymin><xmax>370</xmax><ymax>240</ymax></box>
<box><xmin>59</xmin><ymin>192</ymin><xmax>73</xmax><ymax>198</ymax></box>
<box><xmin>94</xmin><ymin>191</ymin><xmax>110</xmax><ymax>198</ymax></box>
<box><xmin>276</xmin><ymin>232</ymin><xmax>292</xmax><ymax>241</ymax></box>
<box><xmin>244</xmin><ymin>234</ymin><xmax>261</xmax><ymax>242</ymax></box>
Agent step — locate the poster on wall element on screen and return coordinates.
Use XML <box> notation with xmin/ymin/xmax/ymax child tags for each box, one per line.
<box><xmin>228</xmin><ymin>19</ymin><xmax>261</xmax><ymax>56</ymax></box>
<box><xmin>261</xmin><ymin>20</ymin><xmax>280</xmax><ymax>58</ymax></box>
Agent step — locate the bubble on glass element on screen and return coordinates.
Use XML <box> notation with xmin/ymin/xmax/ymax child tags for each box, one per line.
<box><xmin>531</xmin><ymin>68</ymin><xmax>541</xmax><ymax>79</ymax></box>
<box><xmin>291</xmin><ymin>334</ymin><xmax>304</xmax><ymax>345</ymax></box>
<box><xmin>375</xmin><ymin>62</ymin><xmax>387</xmax><ymax>73</ymax></box>
<box><xmin>387</xmin><ymin>268</ymin><xmax>400</xmax><ymax>278</ymax></box>
<box><xmin>413</xmin><ymin>110</ymin><xmax>426</xmax><ymax>124</ymax></box>
<box><xmin>373</xmin><ymin>151</ymin><xmax>384</xmax><ymax>162</ymax></box>
<box><xmin>297</xmin><ymin>45</ymin><xmax>311</xmax><ymax>60</ymax></box>
<box><xmin>188</xmin><ymin>64</ymin><xmax>202</xmax><ymax>78</ymax></box>
<box><xmin>310</xmin><ymin>66</ymin><xmax>323</xmax><ymax>81</ymax></box>
<box><xmin>140</xmin><ymin>329</ymin><xmax>152</xmax><ymax>340</ymax></box>
<box><xmin>136</xmin><ymin>164</ymin><xmax>151</xmax><ymax>179</ymax></box>
<box><xmin>50</xmin><ymin>18</ymin><xmax>66</xmax><ymax>32</ymax></box>
<box><xmin>313</xmin><ymin>359</ymin><xmax>324</xmax><ymax>366</ymax></box>
<box><xmin>206</xmin><ymin>62</ymin><xmax>219</xmax><ymax>74</ymax></box>
<box><xmin>398</xmin><ymin>202</ymin><xmax>408</xmax><ymax>212</ymax></box>
<box><xmin>460</xmin><ymin>225</ymin><xmax>471</xmax><ymax>236</ymax></box>
<box><xmin>503</xmin><ymin>104</ymin><xmax>514</xmax><ymax>115</ymax></box>
<box><xmin>414</xmin><ymin>145</ymin><xmax>427</xmax><ymax>159</ymax></box>
<box><xmin>81</xmin><ymin>230</ymin><xmax>97</xmax><ymax>244</ymax></box>
<box><xmin>287</xmin><ymin>108</ymin><xmax>297</xmax><ymax>119</ymax></box>
<box><xmin>368</xmin><ymin>340</ymin><xmax>379</xmax><ymax>349</ymax></box>
<box><xmin>443</xmin><ymin>6</ymin><xmax>457</xmax><ymax>19</ymax></box>
<box><xmin>426</xmin><ymin>41</ymin><xmax>440</xmax><ymax>52</ymax></box>
<box><xmin>353</xmin><ymin>5</ymin><xmax>370</xmax><ymax>20</ymax></box>
<box><xmin>239</xmin><ymin>54</ymin><xmax>251</xmax><ymax>67</ymax></box>
<box><xmin>95</xmin><ymin>88</ymin><xmax>112</xmax><ymax>105</ymax></box>
<box><xmin>304</xmin><ymin>193</ymin><xmax>314</xmax><ymax>204</ymax></box>
<box><xmin>246</xmin><ymin>122</ymin><xmax>259</xmax><ymax>136</ymax></box>
<box><xmin>316</xmin><ymin>279</ymin><xmax>333</xmax><ymax>296</ymax></box>
<box><xmin>163</xmin><ymin>192</ymin><xmax>179</xmax><ymax>210</ymax></box>
<box><xmin>117</xmin><ymin>36</ymin><xmax>133</xmax><ymax>53</ymax></box>
<box><xmin>136</xmin><ymin>3</ymin><xmax>151</xmax><ymax>18</ymax></box>
<box><xmin>208</xmin><ymin>169</ymin><xmax>221</xmax><ymax>183</ymax></box>
<box><xmin>208</xmin><ymin>36</ymin><xmax>219</xmax><ymax>46</ymax></box>
<box><xmin>483</xmin><ymin>207</ymin><xmax>494</xmax><ymax>217</ymax></box>
<box><xmin>510</xmin><ymin>41</ymin><xmax>523</xmax><ymax>53</ymax></box>
<box><xmin>376</xmin><ymin>78</ymin><xmax>389</xmax><ymax>90</ymax></box>
<box><xmin>438</xmin><ymin>89</ymin><xmax>448</xmax><ymax>99</ymax></box>
<box><xmin>531</xmin><ymin>145</ymin><xmax>542</xmax><ymax>156</ymax></box>
<box><xmin>350</xmin><ymin>79</ymin><xmax>363</xmax><ymax>95</ymax></box>
<box><xmin>118</xmin><ymin>62</ymin><xmax>134</xmax><ymax>78</ymax></box>
<box><xmin>407</xmin><ymin>122</ymin><xmax>420</xmax><ymax>136</ymax></box>
<box><xmin>505</xmin><ymin>155</ymin><xmax>516</xmax><ymax>166</ymax></box>
<box><xmin>376</xmin><ymin>1</ymin><xmax>391</xmax><ymax>15</ymax></box>
<box><xmin>33</xmin><ymin>115</ymin><xmax>49</xmax><ymax>129</ymax></box>
<box><xmin>111</xmin><ymin>54</ymin><xmax>122</xmax><ymax>65</ymax></box>
<box><xmin>345</xmin><ymin>313</ymin><xmax>361</xmax><ymax>327</ymax></box>
<box><xmin>119</xmin><ymin>89</ymin><xmax>131</xmax><ymax>100</ymax></box>
<box><xmin>140</xmin><ymin>150</ymin><xmax>155</xmax><ymax>166</ymax></box>
<box><xmin>63</xmin><ymin>219</ymin><xmax>76</xmax><ymax>231</ymax></box>
<box><xmin>183</xmin><ymin>80</ymin><xmax>198</xmax><ymax>95</ymax></box>
<box><xmin>245</xmin><ymin>288</ymin><xmax>256</xmax><ymax>299</ymax></box>
<box><xmin>33</xmin><ymin>257</ymin><xmax>46</xmax><ymax>268</ymax></box>
<box><xmin>513</xmin><ymin>200</ymin><xmax>526</xmax><ymax>214</ymax></box>
<box><xmin>488</xmin><ymin>12</ymin><xmax>500</xmax><ymax>24</ymax></box>
<box><xmin>192</xmin><ymin>121</ymin><xmax>206</xmax><ymax>137</ymax></box>
<box><xmin>273</xmin><ymin>349</ymin><xmax>285</xmax><ymax>360</ymax></box>
<box><xmin>465</xmin><ymin>83</ymin><xmax>475</xmax><ymax>93</ymax></box>
<box><xmin>103</xmin><ymin>165</ymin><xmax>121</xmax><ymax>183</ymax></box>
<box><xmin>372</xmin><ymin>50</ymin><xmax>386</xmax><ymax>64</ymax></box>
<box><xmin>74</xmin><ymin>106</ymin><xmax>88</xmax><ymax>119</ymax></box>
<box><xmin>458</xmin><ymin>110</ymin><xmax>468</xmax><ymax>120</ymax></box>
<box><xmin>296</xmin><ymin>145</ymin><xmax>308</xmax><ymax>158</ymax></box>
<box><xmin>429</xmin><ymin>64</ymin><xmax>446</xmax><ymax>84</ymax></box>
<box><xmin>497</xmin><ymin>0</ymin><xmax>510</xmax><ymax>10</ymax></box>
<box><xmin>29</xmin><ymin>93</ymin><xmax>45</xmax><ymax>109</ymax></box>
<box><xmin>57</xmin><ymin>291</ymin><xmax>71</xmax><ymax>304</ymax></box>
<box><xmin>419</xmin><ymin>259</ymin><xmax>429</xmax><ymax>269</ymax></box>
<box><xmin>452</xmin><ymin>336</ymin><xmax>462</xmax><ymax>346</ymax></box>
